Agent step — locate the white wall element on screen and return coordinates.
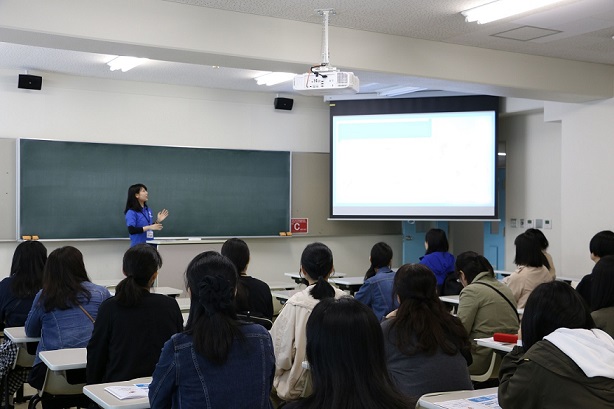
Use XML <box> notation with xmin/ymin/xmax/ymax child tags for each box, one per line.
<box><xmin>0</xmin><ymin>70</ymin><xmax>401</xmax><ymax>287</ymax></box>
<box><xmin>501</xmin><ymin>111</ymin><xmax>562</xmax><ymax>274</ymax></box>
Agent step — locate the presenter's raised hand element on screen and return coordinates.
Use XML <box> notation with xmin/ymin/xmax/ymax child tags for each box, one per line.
<box><xmin>147</xmin><ymin>223</ymin><xmax>164</xmax><ymax>231</ymax></box>
<box><xmin>157</xmin><ymin>209</ymin><xmax>169</xmax><ymax>223</ymax></box>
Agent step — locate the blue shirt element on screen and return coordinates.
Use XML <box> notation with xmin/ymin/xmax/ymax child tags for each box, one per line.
<box><xmin>125</xmin><ymin>206</ymin><xmax>154</xmax><ymax>247</ymax></box>
<box><xmin>25</xmin><ymin>281</ymin><xmax>111</xmax><ymax>366</ymax></box>
<box><xmin>420</xmin><ymin>252</ymin><xmax>455</xmax><ymax>286</ymax></box>
<box><xmin>149</xmin><ymin>324</ymin><xmax>275</xmax><ymax>409</ymax></box>
<box><xmin>354</xmin><ymin>267</ymin><xmax>398</xmax><ymax>322</ymax></box>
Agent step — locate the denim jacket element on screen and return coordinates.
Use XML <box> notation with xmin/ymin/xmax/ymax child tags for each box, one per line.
<box><xmin>25</xmin><ymin>281</ymin><xmax>111</xmax><ymax>366</ymax></box>
<box><xmin>354</xmin><ymin>267</ymin><xmax>398</xmax><ymax>322</ymax></box>
<box><xmin>149</xmin><ymin>323</ymin><xmax>275</xmax><ymax>409</ymax></box>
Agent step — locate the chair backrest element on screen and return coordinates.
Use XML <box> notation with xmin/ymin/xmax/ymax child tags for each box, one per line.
<box><xmin>13</xmin><ymin>347</ymin><xmax>36</xmax><ymax>369</ymax></box>
<box><xmin>41</xmin><ymin>370</ymin><xmax>85</xmax><ymax>396</ymax></box>
<box><xmin>470</xmin><ymin>352</ymin><xmax>502</xmax><ymax>383</ymax></box>
<box><xmin>236</xmin><ymin>313</ymin><xmax>273</xmax><ymax>330</ymax></box>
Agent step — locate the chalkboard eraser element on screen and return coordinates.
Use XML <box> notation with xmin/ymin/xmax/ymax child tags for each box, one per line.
<box><xmin>22</xmin><ymin>235</ymin><xmax>32</xmax><ymax>240</ymax></box>
<box><xmin>32</xmin><ymin>235</ymin><xmax>39</xmax><ymax>240</ymax></box>
<box><xmin>279</xmin><ymin>232</ymin><xmax>287</xmax><ymax>236</ymax></box>
<box><xmin>286</xmin><ymin>232</ymin><xmax>293</xmax><ymax>236</ymax></box>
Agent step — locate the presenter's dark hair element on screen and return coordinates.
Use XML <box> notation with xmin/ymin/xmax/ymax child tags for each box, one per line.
<box><xmin>455</xmin><ymin>251</ymin><xmax>494</xmax><ymax>284</ymax></box>
<box><xmin>521</xmin><ymin>281</ymin><xmax>594</xmax><ymax>351</ymax></box>
<box><xmin>301</xmin><ymin>242</ymin><xmax>335</xmax><ymax>300</ymax></box>
<box><xmin>10</xmin><ymin>240</ymin><xmax>47</xmax><ymax>298</ymax></box>
<box><xmin>590</xmin><ymin>255</ymin><xmax>614</xmax><ymax>311</ymax></box>
<box><xmin>184</xmin><ymin>251</ymin><xmax>242</xmax><ymax>365</ymax></box>
<box><xmin>424</xmin><ymin>229</ymin><xmax>449</xmax><ymax>254</ymax></box>
<box><xmin>124</xmin><ymin>183</ymin><xmax>147</xmax><ymax>214</ymax></box>
<box><xmin>589</xmin><ymin>230</ymin><xmax>614</xmax><ymax>258</ymax></box>
<box><xmin>390</xmin><ymin>264</ymin><xmax>471</xmax><ymax>358</ymax></box>
<box><xmin>221</xmin><ymin>238</ymin><xmax>251</xmax><ymax>312</ymax></box>
<box><xmin>115</xmin><ymin>244</ymin><xmax>162</xmax><ymax>307</ymax></box>
<box><xmin>293</xmin><ymin>297</ymin><xmax>410</xmax><ymax>409</ymax></box>
<box><xmin>41</xmin><ymin>246</ymin><xmax>92</xmax><ymax>311</ymax></box>
<box><xmin>524</xmin><ymin>228</ymin><xmax>549</xmax><ymax>250</ymax></box>
<box><xmin>364</xmin><ymin>242</ymin><xmax>393</xmax><ymax>280</ymax></box>
<box><xmin>513</xmin><ymin>233</ymin><xmax>550</xmax><ymax>269</ymax></box>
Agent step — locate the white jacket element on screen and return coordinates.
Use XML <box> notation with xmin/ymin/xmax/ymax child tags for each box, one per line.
<box><xmin>269</xmin><ymin>284</ymin><xmax>346</xmax><ymax>401</ymax></box>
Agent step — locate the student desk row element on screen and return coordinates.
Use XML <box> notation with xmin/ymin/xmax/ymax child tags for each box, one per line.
<box><xmin>439</xmin><ymin>295</ymin><xmax>524</xmax><ymax>315</ymax></box>
<box><xmin>417</xmin><ymin>387</ymin><xmax>500</xmax><ymax>408</ymax></box>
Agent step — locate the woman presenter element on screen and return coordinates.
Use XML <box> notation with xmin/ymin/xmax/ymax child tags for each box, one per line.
<box><xmin>124</xmin><ymin>183</ymin><xmax>169</xmax><ymax>247</ymax></box>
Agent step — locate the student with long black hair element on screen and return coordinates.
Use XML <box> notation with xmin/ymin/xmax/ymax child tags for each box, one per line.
<box><xmin>284</xmin><ymin>298</ymin><xmax>410</xmax><ymax>409</ymax></box>
<box><xmin>382</xmin><ymin>264</ymin><xmax>472</xmax><ymax>400</ymax></box>
<box><xmin>499</xmin><ymin>281</ymin><xmax>614</xmax><ymax>408</ymax></box>
<box><xmin>0</xmin><ymin>241</ymin><xmax>46</xmax><ymax>408</ymax></box>
<box><xmin>355</xmin><ymin>242</ymin><xmax>398</xmax><ymax>321</ymax></box>
<box><xmin>269</xmin><ymin>242</ymin><xmax>347</xmax><ymax>402</ymax></box>
<box><xmin>149</xmin><ymin>251</ymin><xmax>275</xmax><ymax>409</ymax></box>
<box><xmin>124</xmin><ymin>183</ymin><xmax>169</xmax><ymax>247</ymax></box>
<box><xmin>86</xmin><ymin>244</ymin><xmax>183</xmax><ymax>384</ymax></box>
<box><xmin>576</xmin><ymin>230</ymin><xmax>614</xmax><ymax>307</ymax></box>
<box><xmin>25</xmin><ymin>246</ymin><xmax>111</xmax><ymax>392</ymax></box>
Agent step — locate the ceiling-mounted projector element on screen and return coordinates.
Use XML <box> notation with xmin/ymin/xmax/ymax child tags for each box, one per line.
<box><xmin>292</xmin><ymin>9</ymin><xmax>359</xmax><ymax>96</ymax></box>
<box><xmin>293</xmin><ymin>71</ymin><xmax>359</xmax><ymax>95</ymax></box>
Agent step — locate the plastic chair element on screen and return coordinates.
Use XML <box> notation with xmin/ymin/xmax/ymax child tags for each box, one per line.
<box><xmin>3</xmin><ymin>345</ymin><xmax>36</xmax><ymax>406</ymax></box>
<box><xmin>237</xmin><ymin>313</ymin><xmax>273</xmax><ymax>330</ymax></box>
<box><xmin>27</xmin><ymin>369</ymin><xmax>87</xmax><ymax>409</ymax></box>
<box><xmin>470</xmin><ymin>351</ymin><xmax>501</xmax><ymax>383</ymax></box>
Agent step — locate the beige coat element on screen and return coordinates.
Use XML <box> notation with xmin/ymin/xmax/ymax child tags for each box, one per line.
<box><xmin>503</xmin><ymin>265</ymin><xmax>553</xmax><ymax>309</ymax></box>
<box><xmin>458</xmin><ymin>271</ymin><xmax>519</xmax><ymax>375</ymax></box>
<box><xmin>269</xmin><ymin>284</ymin><xmax>347</xmax><ymax>401</ymax></box>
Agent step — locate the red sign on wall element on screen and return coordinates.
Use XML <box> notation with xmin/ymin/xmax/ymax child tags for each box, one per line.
<box><xmin>291</xmin><ymin>218</ymin><xmax>308</xmax><ymax>234</ymax></box>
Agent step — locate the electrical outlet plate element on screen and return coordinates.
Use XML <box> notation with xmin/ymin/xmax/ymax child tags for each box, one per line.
<box><xmin>520</xmin><ymin>219</ymin><xmax>525</xmax><ymax>228</ymax></box>
<box><xmin>510</xmin><ymin>218</ymin><xmax>517</xmax><ymax>228</ymax></box>
<box><xmin>535</xmin><ymin>219</ymin><xmax>543</xmax><ymax>229</ymax></box>
<box><xmin>526</xmin><ymin>219</ymin><xmax>534</xmax><ymax>228</ymax></box>
<box><xmin>544</xmin><ymin>219</ymin><xmax>552</xmax><ymax>229</ymax></box>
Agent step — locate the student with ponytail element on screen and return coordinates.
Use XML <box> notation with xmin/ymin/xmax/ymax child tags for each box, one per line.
<box><xmin>270</xmin><ymin>242</ymin><xmax>347</xmax><ymax>402</ymax></box>
<box><xmin>149</xmin><ymin>251</ymin><xmax>275</xmax><ymax>409</ymax></box>
<box><xmin>355</xmin><ymin>242</ymin><xmax>398</xmax><ymax>321</ymax></box>
<box><xmin>455</xmin><ymin>251</ymin><xmax>519</xmax><ymax>375</ymax></box>
<box><xmin>382</xmin><ymin>264</ymin><xmax>472</xmax><ymax>400</ymax></box>
<box><xmin>86</xmin><ymin>244</ymin><xmax>182</xmax><ymax>384</ymax></box>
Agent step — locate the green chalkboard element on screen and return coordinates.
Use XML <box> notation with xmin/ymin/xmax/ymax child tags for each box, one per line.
<box><xmin>19</xmin><ymin>139</ymin><xmax>291</xmax><ymax>239</ymax></box>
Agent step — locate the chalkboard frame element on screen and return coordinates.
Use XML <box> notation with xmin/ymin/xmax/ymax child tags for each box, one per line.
<box><xmin>18</xmin><ymin>139</ymin><xmax>291</xmax><ymax>240</ymax></box>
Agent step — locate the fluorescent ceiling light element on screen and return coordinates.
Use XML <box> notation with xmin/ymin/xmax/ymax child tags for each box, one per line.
<box><xmin>107</xmin><ymin>56</ymin><xmax>148</xmax><ymax>72</ymax></box>
<box><xmin>377</xmin><ymin>86</ymin><xmax>427</xmax><ymax>97</ymax></box>
<box><xmin>461</xmin><ymin>0</ymin><xmax>565</xmax><ymax>24</ymax></box>
<box><xmin>254</xmin><ymin>72</ymin><xmax>296</xmax><ymax>86</ymax></box>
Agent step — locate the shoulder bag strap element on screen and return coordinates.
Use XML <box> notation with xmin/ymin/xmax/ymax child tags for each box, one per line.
<box><xmin>472</xmin><ymin>281</ymin><xmax>520</xmax><ymax>322</ymax></box>
<box><xmin>78</xmin><ymin>304</ymin><xmax>95</xmax><ymax>323</ymax></box>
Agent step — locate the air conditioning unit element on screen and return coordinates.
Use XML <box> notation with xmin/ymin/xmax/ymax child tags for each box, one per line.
<box><xmin>293</xmin><ymin>71</ymin><xmax>359</xmax><ymax>95</ymax></box>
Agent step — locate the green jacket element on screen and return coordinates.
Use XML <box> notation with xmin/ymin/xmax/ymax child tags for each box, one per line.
<box><xmin>457</xmin><ymin>271</ymin><xmax>519</xmax><ymax>375</ymax></box>
<box><xmin>499</xmin><ymin>341</ymin><xmax>614</xmax><ymax>409</ymax></box>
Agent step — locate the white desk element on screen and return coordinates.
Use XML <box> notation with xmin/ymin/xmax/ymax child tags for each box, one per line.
<box><xmin>150</xmin><ymin>286</ymin><xmax>183</xmax><ymax>298</ymax></box>
<box><xmin>271</xmin><ymin>289</ymin><xmax>300</xmax><ymax>304</ymax></box>
<box><xmin>439</xmin><ymin>295</ymin><xmax>460</xmax><ymax>305</ymax></box>
<box><xmin>39</xmin><ymin>348</ymin><xmax>87</xmax><ymax>370</ymax></box>
<box><xmin>418</xmin><ymin>387</ymin><xmax>499</xmax><ymax>409</ymax></box>
<box><xmin>475</xmin><ymin>337</ymin><xmax>519</xmax><ymax>353</ymax></box>
<box><xmin>93</xmin><ymin>279</ymin><xmax>123</xmax><ymax>289</ymax></box>
<box><xmin>284</xmin><ymin>272</ymin><xmax>346</xmax><ymax>285</ymax></box>
<box><xmin>266</xmin><ymin>281</ymin><xmax>298</xmax><ymax>290</ymax></box>
<box><xmin>175</xmin><ymin>297</ymin><xmax>190</xmax><ymax>312</ymax></box>
<box><xmin>3</xmin><ymin>327</ymin><xmax>40</xmax><ymax>343</ymax></box>
<box><xmin>83</xmin><ymin>377</ymin><xmax>152</xmax><ymax>409</ymax></box>
<box><xmin>329</xmin><ymin>276</ymin><xmax>364</xmax><ymax>295</ymax></box>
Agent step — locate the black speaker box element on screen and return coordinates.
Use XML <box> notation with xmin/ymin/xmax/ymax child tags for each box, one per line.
<box><xmin>274</xmin><ymin>97</ymin><xmax>294</xmax><ymax>111</ymax></box>
<box><xmin>18</xmin><ymin>74</ymin><xmax>43</xmax><ymax>90</ymax></box>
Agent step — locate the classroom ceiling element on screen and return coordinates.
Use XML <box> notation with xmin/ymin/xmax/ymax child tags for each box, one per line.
<box><xmin>1</xmin><ymin>0</ymin><xmax>614</xmax><ymax>97</ymax></box>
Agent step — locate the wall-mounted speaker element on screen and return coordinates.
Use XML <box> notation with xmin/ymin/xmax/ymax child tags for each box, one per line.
<box><xmin>274</xmin><ymin>97</ymin><xmax>294</xmax><ymax>111</ymax></box>
<box><xmin>18</xmin><ymin>74</ymin><xmax>43</xmax><ymax>90</ymax></box>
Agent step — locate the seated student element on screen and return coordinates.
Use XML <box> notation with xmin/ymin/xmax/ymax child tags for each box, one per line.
<box><xmin>590</xmin><ymin>255</ymin><xmax>614</xmax><ymax>338</ymax></box>
<box><xmin>503</xmin><ymin>232</ymin><xmax>553</xmax><ymax>309</ymax></box>
<box><xmin>25</xmin><ymin>247</ymin><xmax>111</xmax><ymax>395</ymax></box>
<box><xmin>455</xmin><ymin>252</ymin><xmax>519</xmax><ymax>376</ymax></box>
<box><xmin>576</xmin><ymin>230</ymin><xmax>614</xmax><ymax>308</ymax></box>
<box><xmin>221</xmin><ymin>238</ymin><xmax>274</xmax><ymax>321</ymax></box>
<box><xmin>269</xmin><ymin>242</ymin><xmax>346</xmax><ymax>402</ymax></box>
<box><xmin>354</xmin><ymin>242</ymin><xmax>398</xmax><ymax>321</ymax></box>
<box><xmin>283</xmin><ymin>298</ymin><xmax>410</xmax><ymax>409</ymax></box>
<box><xmin>149</xmin><ymin>251</ymin><xmax>275</xmax><ymax>409</ymax></box>
<box><xmin>382</xmin><ymin>264</ymin><xmax>473</xmax><ymax>400</ymax></box>
<box><xmin>86</xmin><ymin>244</ymin><xmax>183</xmax><ymax>384</ymax></box>
<box><xmin>0</xmin><ymin>241</ymin><xmax>46</xmax><ymax>408</ymax></box>
<box><xmin>524</xmin><ymin>228</ymin><xmax>556</xmax><ymax>278</ymax></box>
<box><xmin>498</xmin><ymin>281</ymin><xmax>614</xmax><ymax>408</ymax></box>
<box><xmin>419</xmin><ymin>229</ymin><xmax>455</xmax><ymax>294</ymax></box>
